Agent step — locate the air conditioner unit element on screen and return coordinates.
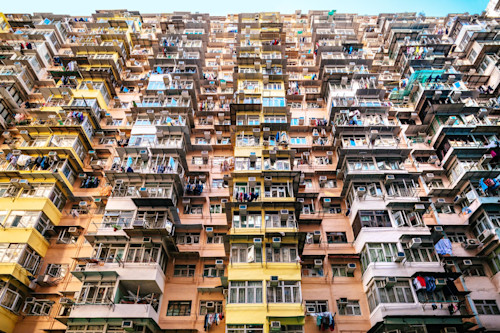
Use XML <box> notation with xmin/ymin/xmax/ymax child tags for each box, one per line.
<box><xmin>385</xmin><ymin>175</ymin><xmax>395</xmax><ymax>183</ymax></box>
<box><xmin>249</xmin><ymin>152</ymin><xmax>257</xmax><ymax>162</ymax></box>
<box><xmin>264</xmin><ymin>176</ymin><xmax>272</xmax><ymax>185</ymax></box>
<box><xmin>462</xmin><ymin>259</ymin><xmax>473</xmax><ymax>266</ymax></box>
<box><xmin>441</xmin><ymin>327</ymin><xmax>458</xmax><ymax>333</ymax></box>
<box><xmin>347</xmin><ymin>263</ymin><xmax>356</xmax><ymax>272</ymax></box>
<box><xmin>314</xmin><ymin>259</ymin><xmax>323</xmax><ymax>268</ymax></box>
<box><xmin>323</xmin><ymin>198</ymin><xmax>331</xmax><ymax>207</ymax></box>
<box><xmin>25</xmin><ymin>297</ymin><xmax>35</xmax><ymax>303</ymax></box>
<box><xmin>68</xmin><ymin>227</ymin><xmax>79</xmax><ymax>236</ymax></box>
<box><xmin>427</xmin><ymin>155</ymin><xmax>438</xmax><ymax>164</ymax></box>
<box><xmin>478</xmin><ymin>229</ymin><xmax>494</xmax><ymax>243</ymax></box>
<box><xmin>239</xmin><ymin>205</ymin><xmax>247</xmax><ymax>215</ymax></box>
<box><xmin>143</xmin><ymin>237</ymin><xmax>152</xmax><ymax>244</ymax></box>
<box><xmin>19</xmin><ymin>179</ymin><xmax>31</xmax><ymax>189</ymax></box>
<box><xmin>319</xmin><ymin>176</ymin><xmax>327</xmax><ymax>184</ymax></box>
<box><xmin>215</xmin><ymin>259</ymin><xmax>224</xmax><ymax>269</ymax></box>
<box><xmin>306</xmin><ymin>306</ymin><xmax>317</xmax><ymax>313</ymax></box>
<box><xmin>205</xmin><ymin>301</ymin><xmax>215</xmax><ymax>309</ymax></box>
<box><xmin>414</xmin><ymin>204</ymin><xmax>425</xmax><ymax>212</ymax></box>
<box><xmin>20</xmin><ymin>130</ymin><xmax>32</xmax><ymax>141</ymax></box>
<box><xmin>444</xmin><ymin>260</ymin><xmax>454</xmax><ymax>267</ymax></box>
<box><xmin>479</xmin><ymin>154</ymin><xmax>493</xmax><ymax>166</ymax></box>
<box><xmin>338</xmin><ymin>298</ymin><xmax>348</xmax><ymax>305</ymax></box>
<box><xmin>436</xmin><ymin>198</ymin><xmax>446</xmax><ymax>204</ymax></box>
<box><xmin>204</xmin><ymin>227</ymin><xmax>214</xmax><ymax>238</ymax></box>
<box><xmin>356</xmin><ymin>187</ymin><xmax>366</xmax><ymax>197</ymax></box>
<box><xmin>138</xmin><ymin>187</ymin><xmax>149</xmax><ymax>197</ymax></box>
<box><xmin>122</xmin><ymin>320</ymin><xmax>134</xmax><ymax>331</ymax></box>
<box><xmin>248</xmin><ymin>177</ymin><xmax>256</xmax><ymax>186</ymax></box>
<box><xmin>270</xmin><ymin>321</ymin><xmax>281</xmax><ymax>329</ymax></box>
<box><xmin>59</xmin><ymin>297</ymin><xmax>74</xmax><ymax>305</ymax></box>
<box><xmin>445</xmin><ymin>116</ymin><xmax>457</xmax><ymax>125</ymax></box>
<box><xmin>280</xmin><ymin>209</ymin><xmax>289</xmax><ymax>221</ymax></box>
<box><xmin>409</xmin><ymin>238</ymin><xmax>422</xmax><ymax>249</ymax></box>
<box><xmin>385</xmin><ymin>276</ymin><xmax>397</xmax><ymax>287</ymax></box>
<box><xmin>253</xmin><ymin>238</ymin><xmax>263</xmax><ymax>247</ymax></box>
<box><xmin>272</xmin><ymin>237</ymin><xmax>281</xmax><ymax>248</ymax></box>
<box><xmin>392</xmin><ymin>252</ymin><xmax>405</xmax><ymax>262</ymax></box>
<box><xmin>115</xmin><ymin>179</ymin><xmax>123</xmax><ymax>185</ymax></box>
<box><xmin>423</xmin><ymin>174</ymin><xmax>436</xmax><ymax>184</ymax></box>
<box><xmin>10</xmin><ymin>178</ymin><xmax>20</xmax><ymax>187</ymax></box>
<box><xmin>435</xmin><ymin>278</ymin><xmax>447</xmax><ymax>290</ymax></box>
<box><xmin>369</xmin><ymin>130</ymin><xmax>379</xmax><ymax>140</ymax></box>
<box><xmin>434</xmin><ymin>226</ymin><xmax>443</xmax><ymax>232</ymax></box>
<box><xmin>464</xmin><ymin>239</ymin><xmax>480</xmax><ymax>249</ymax></box>
<box><xmin>270</xmin><ymin>276</ymin><xmax>279</xmax><ymax>286</ymax></box>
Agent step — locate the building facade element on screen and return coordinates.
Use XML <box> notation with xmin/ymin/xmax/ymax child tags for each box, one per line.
<box><xmin>0</xmin><ymin>7</ymin><xmax>499</xmax><ymax>333</ymax></box>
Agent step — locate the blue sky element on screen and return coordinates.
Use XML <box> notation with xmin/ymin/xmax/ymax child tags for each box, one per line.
<box><xmin>0</xmin><ymin>0</ymin><xmax>488</xmax><ymax>16</ymax></box>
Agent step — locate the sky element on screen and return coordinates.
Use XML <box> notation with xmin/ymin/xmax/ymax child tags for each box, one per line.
<box><xmin>0</xmin><ymin>0</ymin><xmax>489</xmax><ymax>17</ymax></box>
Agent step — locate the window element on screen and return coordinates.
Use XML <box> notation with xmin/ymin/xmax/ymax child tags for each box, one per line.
<box><xmin>45</xmin><ymin>264</ymin><xmax>69</xmax><ymax>278</ymax></box>
<box><xmin>358</xmin><ymin>211</ymin><xmax>391</xmax><ymax>228</ymax></box>
<box><xmin>404</xmin><ymin>246</ymin><xmax>438</xmax><ymax>262</ymax></box>
<box><xmin>367</xmin><ymin>279</ymin><xmax>415</xmax><ymax>312</ymax></box>
<box><xmin>231</xmin><ymin>244</ymin><xmax>262</xmax><ymax>263</ymax></box>
<box><xmin>323</xmin><ymin>179</ymin><xmax>337</xmax><ymax>189</ymax></box>
<box><xmin>265</xmin><ymin>245</ymin><xmax>298</xmax><ymax>263</ymax></box>
<box><xmin>212</xmin><ymin>179</ymin><xmax>224</xmax><ymax>189</ymax></box>
<box><xmin>167</xmin><ymin>301</ymin><xmax>192</xmax><ymax>316</ymax></box>
<box><xmin>227</xmin><ymin>325</ymin><xmax>263</xmax><ymax>333</ymax></box>
<box><xmin>173</xmin><ymin>264</ymin><xmax>196</xmax><ymax>277</ymax></box>
<box><xmin>177</xmin><ymin>233</ymin><xmax>200</xmax><ymax>244</ymax></box>
<box><xmin>187</xmin><ymin>205</ymin><xmax>203</xmax><ymax>214</ymax></box>
<box><xmin>203</xmin><ymin>265</ymin><xmax>224</xmax><ymax>277</ymax></box>
<box><xmin>23</xmin><ymin>299</ymin><xmax>53</xmax><ymax>316</ymax></box>
<box><xmin>210</xmin><ymin>204</ymin><xmax>224</xmax><ymax>214</ymax></box>
<box><xmin>327</xmin><ymin>232</ymin><xmax>347</xmax><ymax>244</ymax></box>
<box><xmin>302</xmin><ymin>264</ymin><xmax>324</xmax><ymax>277</ymax></box>
<box><xmin>474</xmin><ymin>300</ymin><xmax>500</xmax><ymax>315</ymax></box>
<box><xmin>392</xmin><ymin>210</ymin><xmax>423</xmax><ymax>227</ymax></box>
<box><xmin>0</xmin><ymin>281</ymin><xmax>24</xmax><ymax>313</ymax></box>
<box><xmin>233</xmin><ymin>213</ymin><xmax>262</xmax><ymax>228</ymax></box>
<box><xmin>337</xmin><ymin>299</ymin><xmax>361</xmax><ymax>315</ymax></box>
<box><xmin>102</xmin><ymin>210</ymin><xmax>134</xmax><ymax>228</ymax></box>
<box><xmin>447</xmin><ymin>232</ymin><xmax>467</xmax><ymax>243</ymax></box>
<box><xmin>326</xmin><ymin>205</ymin><xmax>342</xmax><ymax>214</ymax></box>
<box><xmin>207</xmin><ymin>233</ymin><xmax>224</xmax><ymax>244</ymax></box>
<box><xmin>199</xmin><ymin>300</ymin><xmax>223</xmax><ymax>315</ymax></box>
<box><xmin>290</xmin><ymin>137</ymin><xmax>307</xmax><ymax>145</ymax></box>
<box><xmin>266</xmin><ymin>281</ymin><xmax>301</xmax><ymax>303</ymax></box>
<box><xmin>77</xmin><ymin>281</ymin><xmax>115</xmax><ymax>304</ymax></box>
<box><xmin>229</xmin><ymin>281</ymin><xmax>263</xmax><ymax>303</ymax></box>
<box><xmin>360</xmin><ymin>243</ymin><xmax>399</xmax><ymax>272</ymax></box>
<box><xmin>331</xmin><ymin>265</ymin><xmax>354</xmax><ymax>277</ymax></box>
<box><xmin>305</xmin><ymin>300</ymin><xmax>328</xmax><ymax>313</ymax></box>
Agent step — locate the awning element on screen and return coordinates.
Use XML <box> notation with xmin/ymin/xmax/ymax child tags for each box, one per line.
<box><xmin>267</xmin><ymin>317</ymin><xmax>305</xmax><ymax>325</ymax></box>
<box><xmin>410</xmin><ymin>271</ymin><xmax>462</xmax><ymax>279</ymax></box>
<box><xmin>328</xmin><ymin>253</ymin><xmax>360</xmax><ymax>259</ymax></box>
<box><xmin>367</xmin><ymin>315</ymin><xmax>468</xmax><ymax>333</ymax></box>
<box><xmin>71</xmin><ymin>270</ymin><xmax>118</xmax><ymax>282</ymax></box>
<box><xmin>197</xmin><ymin>286</ymin><xmax>223</xmax><ymax>293</ymax></box>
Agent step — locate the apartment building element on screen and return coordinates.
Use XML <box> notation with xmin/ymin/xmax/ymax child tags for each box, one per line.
<box><xmin>0</xmin><ymin>7</ymin><xmax>498</xmax><ymax>333</ymax></box>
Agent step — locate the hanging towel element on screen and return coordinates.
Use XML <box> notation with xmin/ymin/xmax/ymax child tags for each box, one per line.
<box><xmin>435</xmin><ymin>238</ymin><xmax>452</xmax><ymax>255</ymax></box>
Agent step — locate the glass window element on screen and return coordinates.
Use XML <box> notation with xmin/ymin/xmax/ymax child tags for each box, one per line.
<box><xmin>173</xmin><ymin>264</ymin><xmax>196</xmax><ymax>277</ymax></box>
<box><xmin>229</xmin><ymin>281</ymin><xmax>263</xmax><ymax>303</ymax></box>
<box><xmin>166</xmin><ymin>301</ymin><xmax>192</xmax><ymax>316</ymax></box>
<box><xmin>266</xmin><ymin>281</ymin><xmax>301</xmax><ymax>303</ymax></box>
<box><xmin>337</xmin><ymin>299</ymin><xmax>361</xmax><ymax>316</ymax></box>
<box><xmin>474</xmin><ymin>300</ymin><xmax>500</xmax><ymax>315</ymax></box>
